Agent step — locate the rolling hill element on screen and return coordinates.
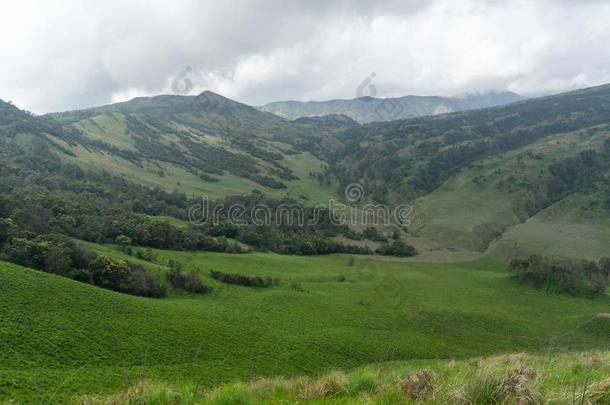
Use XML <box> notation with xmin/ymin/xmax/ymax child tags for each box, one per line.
<box><xmin>1</xmin><ymin>248</ymin><xmax>608</xmax><ymax>402</ymax></box>
<box><xmin>258</xmin><ymin>91</ymin><xmax>524</xmax><ymax>123</ymax></box>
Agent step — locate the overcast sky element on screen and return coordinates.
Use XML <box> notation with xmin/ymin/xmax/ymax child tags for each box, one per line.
<box><xmin>1</xmin><ymin>0</ymin><xmax>610</xmax><ymax>113</ymax></box>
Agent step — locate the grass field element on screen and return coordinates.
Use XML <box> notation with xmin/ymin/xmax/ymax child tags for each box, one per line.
<box><xmin>1</xmin><ymin>246</ymin><xmax>608</xmax><ymax>403</ymax></box>
<box><xmin>83</xmin><ymin>351</ymin><xmax>610</xmax><ymax>404</ymax></box>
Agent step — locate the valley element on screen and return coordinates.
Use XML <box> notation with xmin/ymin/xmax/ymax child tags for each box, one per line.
<box><xmin>1</xmin><ymin>83</ymin><xmax>609</xmax><ymax>403</ymax></box>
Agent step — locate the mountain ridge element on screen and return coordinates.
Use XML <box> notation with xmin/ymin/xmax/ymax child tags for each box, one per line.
<box><xmin>258</xmin><ymin>90</ymin><xmax>525</xmax><ymax>123</ymax></box>
<box><xmin>2</xmin><ymin>84</ymin><xmax>610</xmax><ymax>259</ymax></box>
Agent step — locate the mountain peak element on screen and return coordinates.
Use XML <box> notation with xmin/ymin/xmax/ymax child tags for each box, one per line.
<box><xmin>198</xmin><ymin>89</ymin><xmax>221</xmax><ymax>97</ymax></box>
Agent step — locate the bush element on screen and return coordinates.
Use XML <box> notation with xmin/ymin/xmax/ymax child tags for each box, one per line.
<box><xmin>300</xmin><ymin>371</ymin><xmax>347</xmax><ymax>400</ymax></box>
<box><xmin>88</xmin><ymin>256</ymin><xmax>166</xmax><ymax>297</ymax></box>
<box><xmin>167</xmin><ymin>262</ymin><xmax>211</xmax><ymax>294</ymax></box>
<box><xmin>362</xmin><ymin>227</ymin><xmax>388</xmax><ymax>242</ymax></box>
<box><xmin>128</xmin><ymin>264</ymin><xmax>167</xmax><ymax>298</ymax></box>
<box><xmin>137</xmin><ymin>248</ymin><xmax>155</xmax><ymax>262</ymax></box>
<box><xmin>508</xmin><ymin>255</ymin><xmax>609</xmax><ymax>296</ymax></box>
<box><xmin>375</xmin><ymin>239</ymin><xmax>417</xmax><ymax>257</ymax></box>
<box><xmin>402</xmin><ymin>369</ymin><xmax>435</xmax><ymax>400</ymax></box>
<box><xmin>209</xmin><ymin>269</ymin><xmax>279</xmax><ymax>288</ymax></box>
<box><xmin>115</xmin><ymin>234</ymin><xmax>132</xmax><ymax>252</ymax></box>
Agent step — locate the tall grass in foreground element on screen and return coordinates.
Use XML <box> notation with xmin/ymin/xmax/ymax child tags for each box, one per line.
<box><xmin>80</xmin><ymin>351</ymin><xmax>610</xmax><ymax>404</ymax></box>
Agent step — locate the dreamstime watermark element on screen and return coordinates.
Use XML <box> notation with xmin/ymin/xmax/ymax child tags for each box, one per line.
<box><xmin>356</xmin><ymin>72</ymin><xmax>404</xmax><ymax>121</ymax></box>
<box><xmin>171</xmin><ymin>66</ymin><xmax>196</xmax><ymax>95</ymax></box>
<box><xmin>170</xmin><ymin>66</ymin><xmax>226</xmax><ymax>122</ymax></box>
<box><xmin>344</xmin><ymin>182</ymin><xmax>364</xmax><ymax>203</ymax></box>
<box><xmin>187</xmin><ymin>182</ymin><xmax>420</xmax><ymax>228</ymax></box>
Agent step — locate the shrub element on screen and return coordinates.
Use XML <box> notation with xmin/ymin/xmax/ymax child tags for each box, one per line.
<box><xmin>138</xmin><ymin>247</ymin><xmax>155</xmax><ymax>262</ymax></box>
<box><xmin>508</xmin><ymin>255</ymin><xmax>609</xmax><ymax>296</ymax></box>
<box><xmin>375</xmin><ymin>240</ymin><xmax>417</xmax><ymax>257</ymax></box>
<box><xmin>114</xmin><ymin>234</ymin><xmax>132</xmax><ymax>251</ymax></box>
<box><xmin>128</xmin><ymin>265</ymin><xmax>166</xmax><ymax>298</ymax></box>
<box><xmin>167</xmin><ymin>263</ymin><xmax>211</xmax><ymax>294</ymax></box>
<box><xmin>402</xmin><ymin>369</ymin><xmax>435</xmax><ymax>400</ymax></box>
<box><xmin>300</xmin><ymin>371</ymin><xmax>347</xmax><ymax>400</ymax></box>
<box><xmin>499</xmin><ymin>366</ymin><xmax>538</xmax><ymax>404</ymax></box>
<box><xmin>362</xmin><ymin>227</ymin><xmax>388</xmax><ymax>242</ymax></box>
<box><xmin>209</xmin><ymin>269</ymin><xmax>279</xmax><ymax>288</ymax></box>
<box><xmin>88</xmin><ymin>256</ymin><xmax>131</xmax><ymax>291</ymax></box>
<box><xmin>88</xmin><ymin>257</ymin><xmax>166</xmax><ymax>297</ymax></box>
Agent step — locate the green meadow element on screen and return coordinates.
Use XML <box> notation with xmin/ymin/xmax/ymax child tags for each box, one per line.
<box><xmin>1</xmin><ymin>245</ymin><xmax>608</xmax><ymax>403</ymax></box>
<box><xmin>83</xmin><ymin>351</ymin><xmax>610</xmax><ymax>404</ymax></box>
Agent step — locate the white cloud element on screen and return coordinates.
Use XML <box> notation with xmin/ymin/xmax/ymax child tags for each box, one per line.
<box><xmin>1</xmin><ymin>0</ymin><xmax>609</xmax><ymax>113</ymax></box>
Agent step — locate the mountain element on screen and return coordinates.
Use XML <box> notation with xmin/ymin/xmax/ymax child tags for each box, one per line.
<box><xmin>258</xmin><ymin>91</ymin><xmax>525</xmax><ymax>123</ymax></box>
<box><xmin>328</xmin><ymin>84</ymin><xmax>610</xmax><ymax>259</ymax></box>
<box><xmin>1</xmin><ymin>82</ymin><xmax>609</xmax><ymax>403</ymax></box>
<box><xmin>2</xmin><ymin>85</ymin><xmax>610</xmax><ymax>260</ymax></box>
<box><xmin>44</xmin><ymin>91</ymin><xmax>357</xmax><ymax>202</ymax></box>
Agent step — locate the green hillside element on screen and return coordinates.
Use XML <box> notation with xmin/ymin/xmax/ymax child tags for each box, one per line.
<box><xmin>1</xmin><ymin>249</ymin><xmax>608</xmax><ymax>402</ymax></box>
<box><xmin>410</xmin><ymin>125</ymin><xmax>610</xmax><ymax>254</ymax></box>
<box><xmin>3</xmin><ymin>84</ymin><xmax>610</xmax><ymax>261</ymax></box>
<box><xmin>487</xmin><ymin>188</ymin><xmax>610</xmax><ymax>261</ymax></box>
<box><xmin>45</xmin><ymin>92</ymin><xmax>351</xmax><ymax>203</ymax></box>
<box><xmin>324</xmin><ymin>84</ymin><xmax>610</xmax><ymax>259</ymax></box>
<box><xmin>84</xmin><ymin>351</ymin><xmax>610</xmax><ymax>404</ymax></box>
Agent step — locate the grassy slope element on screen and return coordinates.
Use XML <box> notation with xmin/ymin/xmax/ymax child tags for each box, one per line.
<box><xmin>46</xmin><ymin>95</ymin><xmax>340</xmax><ymax>203</ymax></box>
<box><xmin>1</xmin><ymin>248</ymin><xmax>608</xmax><ymax>402</ymax></box>
<box><xmin>53</xmin><ymin>117</ymin><xmax>337</xmax><ymax>203</ymax></box>
<box><xmin>84</xmin><ymin>351</ymin><xmax>610</xmax><ymax>404</ymax></box>
<box><xmin>410</xmin><ymin>126</ymin><xmax>610</xmax><ymax>255</ymax></box>
<box><xmin>487</xmin><ymin>189</ymin><xmax>610</xmax><ymax>261</ymax></box>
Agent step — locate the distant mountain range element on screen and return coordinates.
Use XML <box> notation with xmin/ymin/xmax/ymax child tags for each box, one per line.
<box><xmin>258</xmin><ymin>91</ymin><xmax>525</xmax><ymax>123</ymax></box>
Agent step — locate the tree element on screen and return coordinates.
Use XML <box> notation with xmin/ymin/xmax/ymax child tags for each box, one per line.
<box><xmin>508</xmin><ymin>255</ymin><xmax>608</xmax><ymax>296</ymax></box>
<box><xmin>115</xmin><ymin>234</ymin><xmax>132</xmax><ymax>252</ymax></box>
<box><xmin>88</xmin><ymin>256</ymin><xmax>132</xmax><ymax>291</ymax></box>
<box><xmin>42</xmin><ymin>242</ymin><xmax>72</xmax><ymax>275</ymax></box>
